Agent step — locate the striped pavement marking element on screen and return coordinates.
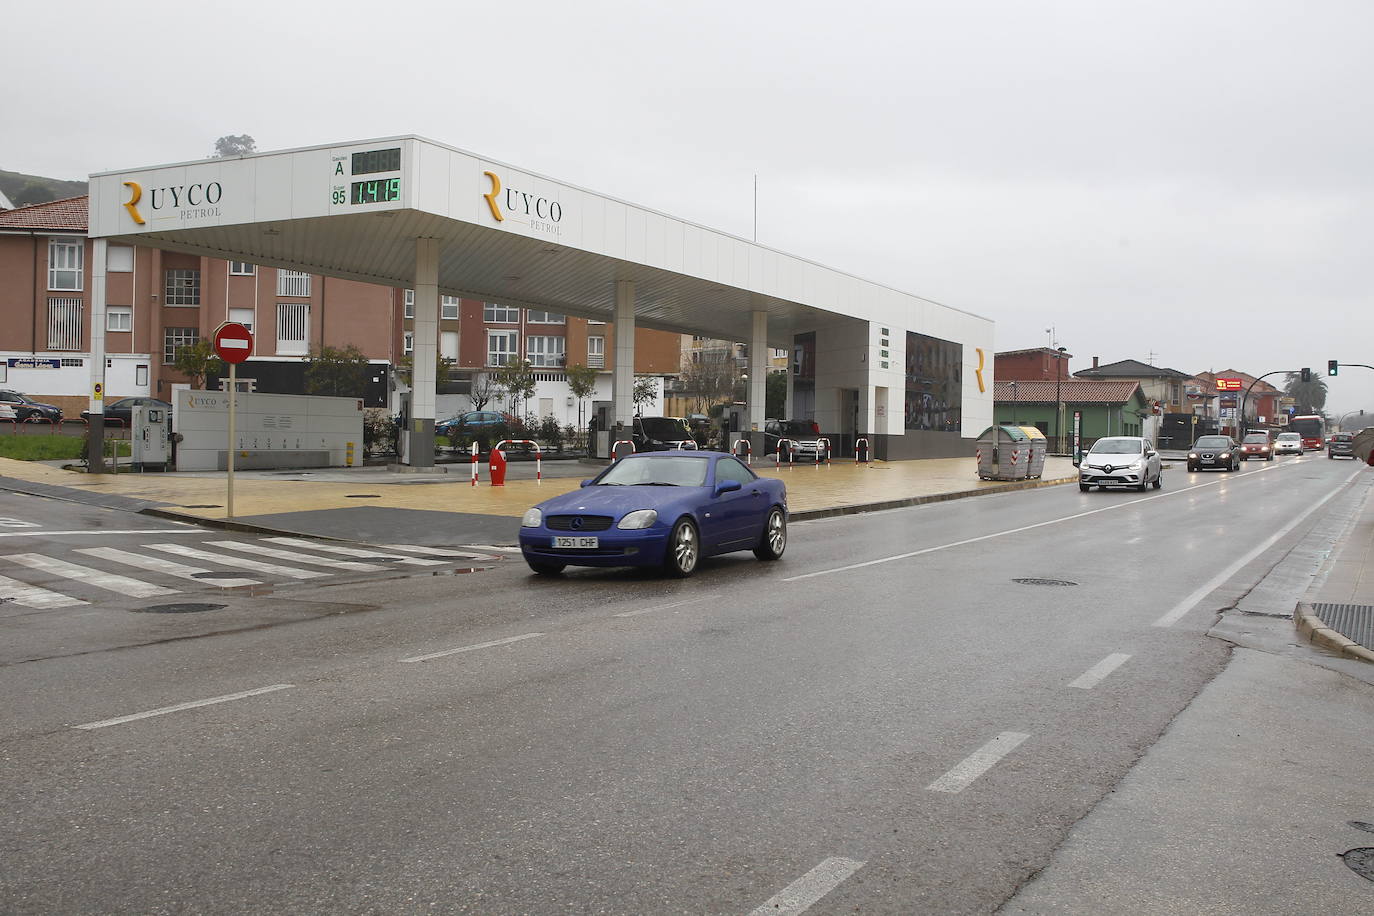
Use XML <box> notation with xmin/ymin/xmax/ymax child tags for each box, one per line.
<box><xmin>141</xmin><ymin>544</ymin><xmax>327</xmax><ymax>579</ymax></box>
<box><xmin>2</xmin><ymin>553</ymin><xmax>178</xmax><ymax>599</ymax></box>
<box><xmin>263</xmin><ymin>537</ymin><xmax>446</xmax><ymax>565</ymax></box>
<box><xmin>0</xmin><ymin>573</ymin><xmax>87</xmax><ymax>609</ymax></box>
<box><xmin>377</xmin><ymin>544</ymin><xmax>497</xmax><ymax>559</ymax></box>
<box><xmin>747</xmin><ymin>857</ymin><xmax>866</xmax><ymax>916</ymax></box>
<box><xmin>76</xmin><ymin>547</ymin><xmax>260</xmax><ymax>589</ymax></box>
<box><xmin>205</xmin><ymin>541</ymin><xmax>385</xmax><ymax>572</ymax></box>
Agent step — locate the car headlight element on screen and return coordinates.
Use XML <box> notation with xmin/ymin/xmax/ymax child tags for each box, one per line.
<box><xmin>1188</xmin><ymin>452</ymin><xmax>1198</xmax><ymax>458</ymax></box>
<box><xmin>1219</xmin><ymin>452</ymin><xmax>1231</xmax><ymax>459</ymax></box>
<box><xmin>617</xmin><ymin>509</ymin><xmax>658</xmax><ymax>529</ymax></box>
<box><xmin>520</xmin><ymin>508</ymin><xmax>542</xmax><ymax>528</ymax></box>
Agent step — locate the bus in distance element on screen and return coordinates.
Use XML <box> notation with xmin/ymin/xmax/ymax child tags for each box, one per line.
<box><xmin>1289</xmin><ymin>414</ymin><xmax>1325</xmax><ymax>450</ymax></box>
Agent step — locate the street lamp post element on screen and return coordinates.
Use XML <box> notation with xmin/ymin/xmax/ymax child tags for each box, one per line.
<box><xmin>1054</xmin><ymin>346</ymin><xmax>1067</xmax><ymax>455</ymax></box>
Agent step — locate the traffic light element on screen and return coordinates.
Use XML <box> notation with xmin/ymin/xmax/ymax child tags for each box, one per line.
<box><xmin>1301</xmin><ymin>367</ymin><xmax>1311</xmax><ymax>382</ymax></box>
<box><xmin>1328</xmin><ymin>360</ymin><xmax>1339</xmax><ymax>376</ymax></box>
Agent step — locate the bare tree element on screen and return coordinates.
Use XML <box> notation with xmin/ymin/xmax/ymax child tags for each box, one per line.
<box><xmin>676</xmin><ymin>353</ymin><xmax>738</xmax><ymax>414</ymax></box>
<box><xmin>469</xmin><ymin>372</ymin><xmax>500</xmax><ymax>410</ymax></box>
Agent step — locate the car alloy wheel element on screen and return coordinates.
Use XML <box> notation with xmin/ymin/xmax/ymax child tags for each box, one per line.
<box><xmin>754</xmin><ymin>508</ymin><xmax>786</xmax><ymax>561</ymax></box>
<box><xmin>665</xmin><ymin>518</ymin><xmax>699</xmax><ymax>577</ymax></box>
<box><xmin>1079</xmin><ymin>483</ymin><xmax>1091</xmax><ymax>492</ymax></box>
<box><xmin>1152</xmin><ymin>471</ymin><xmax>1163</xmax><ymax>489</ymax></box>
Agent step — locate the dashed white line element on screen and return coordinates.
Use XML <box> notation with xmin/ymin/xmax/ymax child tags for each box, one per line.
<box><xmin>747</xmin><ymin>857</ymin><xmax>866</xmax><ymax>916</ymax></box>
<box><xmin>73</xmin><ymin>684</ymin><xmax>294</xmax><ymax>730</ymax></box>
<box><xmin>0</xmin><ymin>529</ymin><xmax>202</xmax><ymax>538</ymax></box>
<box><xmin>613</xmin><ymin>595</ymin><xmax>717</xmax><ymax>618</ymax></box>
<box><xmin>926</xmin><ymin>731</ymin><xmax>1030</xmax><ymax>794</ymax></box>
<box><xmin>1151</xmin><ymin>466</ymin><xmax>1360</xmax><ymax>627</ymax></box>
<box><xmin>1067</xmin><ymin>653</ymin><xmax>1132</xmax><ymax>689</ymax></box>
<box><xmin>399</xmin><ymin>632</ymin><xmax>544</xmax><ymax>663</ymax></box>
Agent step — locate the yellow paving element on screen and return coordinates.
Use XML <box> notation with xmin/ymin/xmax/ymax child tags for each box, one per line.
<box><xmin>0</xmin><ymin>456</ymin><xmax>1080</xmax><ymax>523</ymax></box>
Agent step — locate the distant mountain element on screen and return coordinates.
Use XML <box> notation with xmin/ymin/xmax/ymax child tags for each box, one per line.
<box><xmin>0</xmin><ymin>169</ymin><xmax>88</xmax><ymax>208</ymax></box>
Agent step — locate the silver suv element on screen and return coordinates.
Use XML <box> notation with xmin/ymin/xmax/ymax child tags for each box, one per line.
<box><xmin>1079</xmin><ymin>436</ymin><xmax>1163</xmax><ymax>492</ymax></box>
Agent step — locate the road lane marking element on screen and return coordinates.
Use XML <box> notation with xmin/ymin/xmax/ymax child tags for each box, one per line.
<box><xmin>142</xmin><ymin>544</ymin><xmax>327</xmax><ymax>579</ymax></box>
<box><xmin>0</xmin><ymin>574</ymin><xmax>87</xmax><ymax>608</ymax></box>
<box><xmin>76</xmin><ymin>547</ymin><xmax>260</xmax><ymax>588</ymax></box>
<box><xmin>784</xmin><ymin>461</ymin><xmax>1304</xmax><ymax>582</ymax></box>
<box><xmin>206</xmin><ymin>541</ymin><xmax>385</xmax><ymax>572</ymax></box>
<box><xmin>0</xmin><ymin>529</ymin><xmax>202</xmax><ymax>538</ymax></box>
<box><xmin>747</xmin><ymin>857</ymin><xmax>866</xmax><ymax>916</ymax></box>
<box><xmin>3</xmin><ymin>553</ymin><xmax>178</xmax><ymax>598</ymax></box>
<box><xmin>73</xmin><ymin>684</ymin><xmax>294</xmax><ymax>730</ymax></box>
<box><xmin>613</xmin><ymin>595</ymin><xmax>717</xmax><ymax>617</ymax></box>
<box><xmin>263</xmin><ymin>537</ymin><xmax>446</xmax><ymax>565</ymax></box>
<box><xmin>400</xmin><ymin>632</ymin><xmax>544</xmax><ymax>663</ymax></box>
<box><xmin>926</xmin><ymin>731</ymin><xmax>1030</xmax><ymax>794</ymax></box>
<box><xmin>1068</xmin><ymin>653</ymin><xmax>1132</xmax><ymax>689</ymax></box>
<box><xmin>376</xmin><ymin>544</ymin><xmax>497</xmax><ymax>559</ymax></box>
<box><xmin>1151</xmin><ymin>467</ymin><xmax>1361</xmax><ymax>627</ymax></box>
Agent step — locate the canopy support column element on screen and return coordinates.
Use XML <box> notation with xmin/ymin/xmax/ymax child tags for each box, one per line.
<box><xmin>407</xmin><ymin>237</ymin><xmax>439</xmax><ymax>468</ymax></box>
<box><xmin>87</xmin><ymin>238</ymin><xmax>108</xmax><ymax>473</ymax></box>
<box><xmin>749</xmin><ymin>309</ymin><xmax>768</xmax><ymax>452</ymax></box>
<box><xmin>612</xmin><ymin>280</ymin><xmax>636</xmax><ymax>432</ymax></box>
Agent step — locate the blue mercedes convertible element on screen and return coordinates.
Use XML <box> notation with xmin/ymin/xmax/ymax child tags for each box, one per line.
<box><xmin>519</xmin><ymin>450</ymin><xmax>788</xmax><ymax>577</ymax></box>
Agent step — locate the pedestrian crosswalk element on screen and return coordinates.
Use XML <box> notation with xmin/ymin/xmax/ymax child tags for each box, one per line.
<box><xmin>0</xmin><ymin>538</ymin><xmax>494</xmax><ymax>609</ymax></box>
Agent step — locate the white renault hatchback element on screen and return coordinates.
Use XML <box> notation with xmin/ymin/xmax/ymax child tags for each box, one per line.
<box><xmin>1274</xmin><ymin>432</ymin><xmax>1303</xmax><ymax>455</ymax></box>
<box><xmin>1078</xmin><ymin>436</ymin><xmax>1163</xmax><ymax>492</ymax></box>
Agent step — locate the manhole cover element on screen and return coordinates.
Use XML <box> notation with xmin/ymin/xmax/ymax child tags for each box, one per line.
<box><xmin>1351</xmin><ymin>821</ymin><xmax>1374</xmax><ymax>834</ymax></box>
<box><xmin>180</xmin><ymin>504</ymin><xmax>222</xmax><ymax>509</ymax></box>
<box><xmin>1012</xmin><ymin>577</ymin><xmax>1078</xmax><ymax>587</ymax></box>
<box><xmin>345</xmin><ymin>494</ymin><xmax>381</xmax><ymax>498</ymax></box>
<box><xmin>1341</xmin><ymin>847</ymin><xmax>1374</xmax><ymax>882</ymax></box>
<box><xmin>133</xmin><ymin>602</ymin><xmax>226</xmax><ymax>614</ymax></box>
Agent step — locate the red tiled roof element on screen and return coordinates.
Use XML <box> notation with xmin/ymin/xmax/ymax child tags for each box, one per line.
<box><xmin>0</xmin><ymin>195</ymin><xmax>88</xmax><ymax>231</ymax></box>
<box><xmin>993</xmin><ymin>379</ymin><xmax>1141</xmax><ymax>404</ymax></box>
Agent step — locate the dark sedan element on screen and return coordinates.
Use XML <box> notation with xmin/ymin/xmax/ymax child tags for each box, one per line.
<box><xmin>81</xmin><ymin>397</ymin><xmax>171</xmax><ymax>427</ymax></box>
<box><xmin>1328</xmin><ymin>433</ymin><xmax>1355</xmax><ymax>459</ymax></box>
<box><xmin>0</xmin><ymin>390</ymin><xmax>62</xmax><ymax>421</ymax></box>
<box><xmin>1187</xmin><ymin>435</ymin><xmax>1240</xmax><ymax>472</ymax></box>
<box><xmin>519</xmin><ymin>450</ymin><xmax>788</xmax><ymax>577</ymax></box>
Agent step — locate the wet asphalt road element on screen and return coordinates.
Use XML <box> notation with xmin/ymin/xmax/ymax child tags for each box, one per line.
<box><xmin>0</xmin><ymin>453</ymin><xmax>1365</xmax><ymax>914</ymax></box>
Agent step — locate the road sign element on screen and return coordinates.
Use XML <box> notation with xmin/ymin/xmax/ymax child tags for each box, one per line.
<box><xmin>212</xmin><ymin>322</ymin><xmax>254</xmax><ymax>364</ymax></box>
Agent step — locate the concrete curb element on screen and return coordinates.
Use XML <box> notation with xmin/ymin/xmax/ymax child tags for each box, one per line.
<box><xmin>136</xmin><ymin>505</ymin><xmax>357</xmax><ymax>541</ymax></box>
<box><xmin>789</xmin><ymin>475</ymin><xmax>1078</xmax><ymax>522</ymax></box>
<box><xmin>1294</xmin><ymin>603</ymin><xmax>1374</xmax><ymax>663</ymax></box>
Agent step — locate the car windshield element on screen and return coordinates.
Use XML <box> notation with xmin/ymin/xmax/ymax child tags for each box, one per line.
<box><xmin>595</xmin><ymin>455</ymin><xmax>710</xmax><ymax>487</ymax></box>
<box><xmin>1195</xmin><ymin>437</ymin><xmax>1231</xmax><ymax>448</ymax></box>
<box><xmin>1089</xmin><ymin>438</ymin><xmax>1143</xmax><ymax>455</ymax></box>
<box><xmin>1278</xmin><ymin>433</ymin><xmax>1300</xmax><ymax>441</ymax></box>
<box><xmin>637</xmin><ymin>418</ymin><xmax>691</xmax><ymax>440</ymax></box>
<box><xmin>1243</xmin><ymin>435</ymin><xmax>1270</xmax><ymax>444</ymax></box>
<box><xmin>775</xmin><ymin>420</ymin><xmax>815</xmax><ymax>437</ymax></box>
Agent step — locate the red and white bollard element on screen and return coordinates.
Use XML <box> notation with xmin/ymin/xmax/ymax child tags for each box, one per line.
<box><xmin>731</xmin><ymin>438</ymin><xmax>752</xmax><ymax>465</ymax></box>
<box><xmin>815</xmin><ymin>437</ymin><xmax>831</xmax><ymax>466</ymax></box>
<box><xmin>775</xmin><ymin>438</ymin><xmax>799</xmax><ymax>469</ymax></box>
<box><xmin>494</xmin><ymin>439</ymin><xmax>543</xmax><ymax>482</ymax></box>
<box><xmin>612</xmin><ymin>439</ymin><xmax>636</xmax><ymax>462</ymax></box>
<box><xmin>470</xmin><ymin>441</ymin><xmax>479</xmax><ymax>486</ymax></box>
<box><xmin>855</xmin><ymin>437</ymin><xmax>871</xmax><ymax>464</ymax></box>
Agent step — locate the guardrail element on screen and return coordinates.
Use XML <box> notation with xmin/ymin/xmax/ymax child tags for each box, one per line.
<box><xmin>731</xmin><ymin>438</ymin><xmax>752</xmax><ymax>465</ymax></box>
<box><xmin>494</xmin><ymin>439</ymin><xmax>543</xmax><ymax>482</ymax></box>
<box><xmin>855</xmin><ymin>437</ymin><xmax>871</xmax><ymax>464</ymax></box>
<box><xmin>612</xmin><ymin>439</ymin><xmax>636</xmax><ymax>462</ymax></box>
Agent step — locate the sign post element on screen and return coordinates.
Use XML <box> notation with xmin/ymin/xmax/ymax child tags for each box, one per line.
<box><xmin>212</xmin><ymin>322</ymin><xmax>254</xmax><ymax>518</ymax></box>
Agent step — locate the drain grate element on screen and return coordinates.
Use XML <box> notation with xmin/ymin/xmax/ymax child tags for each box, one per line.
<box><xmin>133</xmin><ymin>602</ymin><xmax>226</xmax><ymax>614</ymax></box>
<box><xmin>345</xmin><ymin>494</ymin><xmax>381</xmax><ymax>498</ymax></box>
<box><xmin>1013</xmin><ymin>577</ymin><xmax>1078</xmax><ymax>587</ymax></box>
<box><xmin>1341</xmin><ymin>848</ymin><xmax>1374</xmax><ymax>882</ymax></box>
<box><xmin>1309</xmin><ymin>603</ymin><xmax>1374</xmax><ymax>649</ymax></box>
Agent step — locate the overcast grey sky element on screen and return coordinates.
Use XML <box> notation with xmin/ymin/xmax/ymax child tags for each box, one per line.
<box><xmin>5</xmin><ymin>0</ymin><xmax>1370</xmax><ymax>415</ymax></box>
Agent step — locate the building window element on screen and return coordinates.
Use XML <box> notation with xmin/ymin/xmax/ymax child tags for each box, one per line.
<box><xmin>276</xmin><ymin>303</ymin><xmax>310</xmax><ymax>355</ymax></box>
<box><xmin>442</xmin><ymin>295</ymin><xmax>460</xmax><ymax>320</ymax></box>
<box><xmin>106</xmin><ymin>306</ymin><xmax>133</xmax><ymax>332</ymax></box>
<box><xmin>484</xmin><ymin>303</ymin><xmax>519</xmax><ymax>323</ymax></box>
<box><xmin>277</xmin><ymin>270</ymin><xmax>311</xmax><ymax>297</ymax></box>
<box><xmin>588</xmin><ymin>335</ymin><xmax>605</xmax><ymax>368</ymax></box>
<box><xmin>228</xmin><ymin>307</ymin><xmax>255</xmax><ymax>333</ymax></box>
<box><xmin>46</xmin><ymin>298</ymin><xmax>83</xmax><ymax>350</ymax></box>
<box><xmin>164</xmin><ymin>327</ymin><xmax>199</xmax><ymax>364</ymax></box>
<box><xmin>404</xmin><ymin>289</ymin><xmax>414</xmax><ymax>319</ymax></box>
<box><xmin>904</xmin><ymin>331</ymin><xmax>963</xmax><ymax>433</ymax></box>
<box><xmin>441</xmin><ymin>330</ymin><xmax>458</xmax><ymax>360</ymax></box>
<box><xmin>527</xmin><ymin>335</ymin><xmax>565</xmax><ymax>367</ymax></box>
<box><xmin>527</xmin><ymin>310</ymin><xmax>565</xmax><ymax>324</ymax></box>
<box><xmin>229</xmin><ymin>261</ymin><xmax>256</xmax><ymax>276</ymax></box>
<box><xmin>48</xmin><ymin>240</ymin><xmax>84</xmax><ymax>291</ymax></box>
<box><xmin>487</xmin><ymin>330</ymin><xmax>518</xmax><ymax>366</ymax></box>
<box><xmin>403</xmin><ymin>332</ymin><xmax>414</xmax><ymax>355</ymax></box>
<box><xmin>164</xmin><ymin>269</ymin><xmax>201</xmax><ymax>305</ymax></box>
<box><xmin>136</xmin><ymin>364</ymin><xmax>148</xmax><ymax>386</ymax></box>
<box><xmin>108</xmin><ymin>246</ymin><xmax>134</xmax><ymax>273</ymax></box>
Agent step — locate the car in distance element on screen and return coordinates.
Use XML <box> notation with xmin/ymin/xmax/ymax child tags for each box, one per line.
<box><xmin>519</xmin><ymin>450</ymin><xmax>787</xmax><ymax>577</ymax></box>
<box><xmin>1327</xmin><ymin>432</ymin><xmax>1356</xmax><ymax>459</ymax></box>
<box><xmin>434</xmin><ymin>410</ymin><xmax>515</xmax><ymax>437</ymax></box>
<box><xmin>1274</xmin><ymin>432</ymin><xmax>1303</xmax><ymax>456</ymax></box>
<box><xmin>765</xmin><ymin>418</ymin><xmax>827</xmax><ymax>460</ymax></box>
<box><xmin>81</xmin><ymin>397</ymin><xmax>172</xmax><ymax>427</ymax></box>
<box><xmin>631</xmin><ymin>416</ymin><xmax>695</xmax><ymax>452</ymax></box>
<box><xmin>0</xmin><ymin>390</ymin><xmax>62</xmax><ymax>421</ymax></box>
<box><xmin>1187</xmin><ymin>435</ymin><xmax>1240</xmax><ymax>472</ymax></box>
<box><xmin>1078</xmin><ymin>436</ymin><xmax>1162</xmax><ymax>491</ymax></box>
<box><xmin>1240</xmin><ymin>432</ymin><xmax>1275</xmax><ymax>461</ymax></box>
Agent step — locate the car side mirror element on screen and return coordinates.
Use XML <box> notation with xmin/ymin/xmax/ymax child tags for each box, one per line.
<box><xmin>714</xmin><ymin>479</ymin><xmax>742</xmax><ymax>495</ymax></box>
<box><xmin>580</xmin><ymin>479</ymin><xmax>593</xmax><ymax>488</ymax></box>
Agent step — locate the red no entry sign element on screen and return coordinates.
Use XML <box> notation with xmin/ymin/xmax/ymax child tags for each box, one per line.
<box><xmin>213</xmin><ymin>321</ymin><xmax>254</xmax><ymax>364</ymax></box>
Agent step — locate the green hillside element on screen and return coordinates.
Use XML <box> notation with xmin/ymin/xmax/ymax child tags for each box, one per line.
<box><xmin>0</xmin><ymin>169</ymin><xmax>87</xmax><ymax>207</ymax></box>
